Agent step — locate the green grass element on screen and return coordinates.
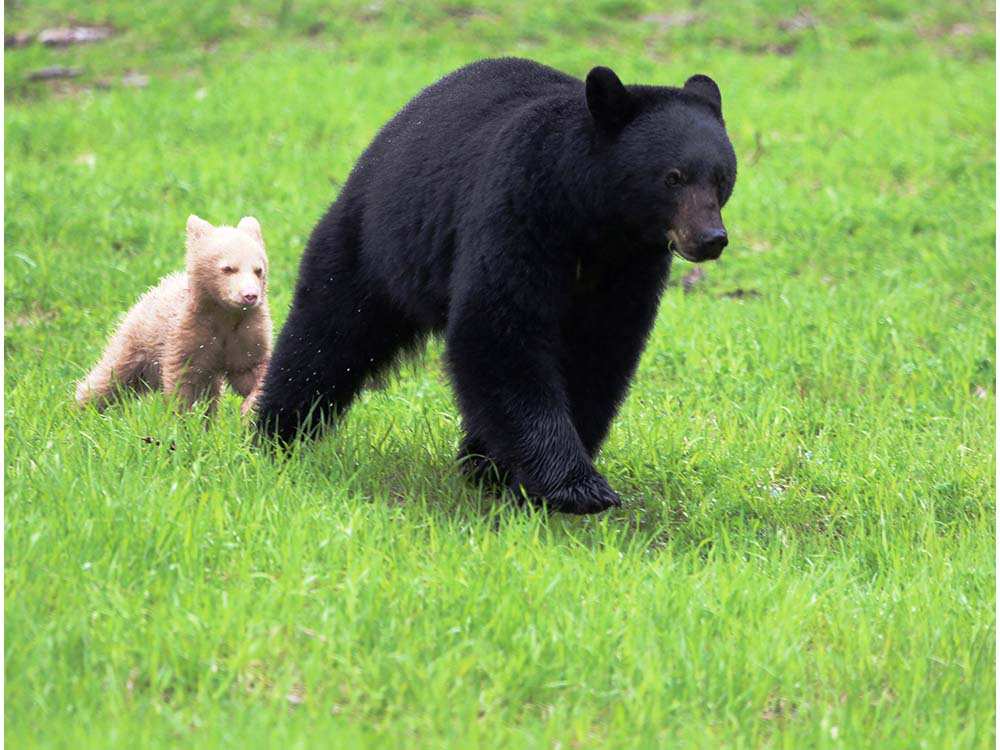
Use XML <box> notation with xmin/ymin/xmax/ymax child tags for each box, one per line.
<box><xmin>4</xmin><ymin>1</ymin><xmax>995</xmax><ymax>747</ymax></box>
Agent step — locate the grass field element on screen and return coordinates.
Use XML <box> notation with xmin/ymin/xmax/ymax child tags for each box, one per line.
<box><xmin>4</xmin><ymin>1</ymin><xmax>996</xmax><ymax>747</ymax></box>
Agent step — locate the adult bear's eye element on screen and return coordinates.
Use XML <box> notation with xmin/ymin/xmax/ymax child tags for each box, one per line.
<box><xmin>665</xmin><ymin>169</ymin><xmax>684</xmax><ymax>187</ymax></box>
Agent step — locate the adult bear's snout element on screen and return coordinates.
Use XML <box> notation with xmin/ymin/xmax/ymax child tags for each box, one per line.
<box><xmin>696</xmin><ymin>228</ymin><xmax>728</xmax><ymax>260</ymax></box>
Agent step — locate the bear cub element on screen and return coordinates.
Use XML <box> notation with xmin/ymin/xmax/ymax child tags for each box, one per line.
<box><xmin>77</xmin><ymin>215</ymin><xmax>272</xmax><ymax>415</ymax></box>
<box><xmin>256</xmin><ymin>58</ymin><xmax>737</xmax><ymax>514</ymax></box>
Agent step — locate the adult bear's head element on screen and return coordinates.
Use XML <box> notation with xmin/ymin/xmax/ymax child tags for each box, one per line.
<box><xmin>584</xmin><ymin>66</ymin><xmax>737</xmax><ymax>263</ymax></box>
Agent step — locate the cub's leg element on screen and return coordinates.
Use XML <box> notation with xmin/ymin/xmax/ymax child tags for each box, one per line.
<box><xmin>203</xmin><ymin>376</ymin><xmax>224</xmax><ymax>418</ymax></box>
<box><xmin>76</xmin><ymin>327</ymin><xmax>152</xmax><ymax>411</ymax></box>
<box><xmin>228</xmin><ymin>361</ymin><xmax>269</xmax><ymax>415</ymax></box>
<box><xmin>162</xmin><ymin>346</ymin><xmax>220</xmax><ymax>413</ymax></box>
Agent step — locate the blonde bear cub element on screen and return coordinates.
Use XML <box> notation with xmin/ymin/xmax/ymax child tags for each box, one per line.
<box><xmin>76</xmin><ymin>215</ymin><xmax>272</xmax><ymax>416</ymax></box>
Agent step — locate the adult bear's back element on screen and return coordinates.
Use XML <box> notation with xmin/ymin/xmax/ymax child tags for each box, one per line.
<box><xmin>349</xmin><ymin>59</ymin><xmax>582</xmax><ymax>327</ymax></box>
<box><xmin>367</xmin><ymin>57</ymin><xmax>579</xmax><ymax>170</ymax></box>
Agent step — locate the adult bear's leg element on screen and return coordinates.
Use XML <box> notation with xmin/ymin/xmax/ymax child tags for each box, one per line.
<box><xmin>562</xmin><ymin>253</ymin><xmax>671</xmax><ymax>456</ymax></box>
<box><xmin>255</xmin><ymin>207</ymin><xmax>420</xmax><ymax>443</ymax></box>
<box><xmin>446</xmin><ymin>234</ymin><xmax>621</xmax><ymax>515</ymax></box>
<box><xmin>456</xmin><ymin>433</ymin><xmax>510</xmax><ymax>489</ymax></box>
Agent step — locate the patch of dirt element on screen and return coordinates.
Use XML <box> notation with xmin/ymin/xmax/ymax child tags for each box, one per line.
<box><xmin>357</xmin><ymin>3</ymin><xmax>385</xmax><ymax>23</ymax></box>
<box><xmin>27</xmin><ymin>66</ymin><xmax>82</xmax><ymax>81</ymax></box>
<box><xmin>719</xmin><ymin>288</ymin><xmax>761</xmax><ymax>300</ymax></box>
<box><xmin>442</xmin><ymin>5</ymin><xmax>497</xmax><ymax>23</ymax></box>
<box><xmin>917</xmin><ymin>17</ymin><xmax>991</xmax><ymax>40</ymax></box>
<box><xmin>640</xmin><ymin>11</ymin><xmax>705</xmax><ymax>29</ymax></box>
<box><xmin>712</xmin><ymin>32</ymin><xmax>801</xmax><ymax>56</ymax></box>
<box><xmin>122</xmin><ymin>71</ymin><xmax>150</xmax><ymax>88</ymax></box>
<box><xmin>5</xmin><ymin>32</ymin><xmax>33</xmax><ymax>48</ymax></box>
<box><xmin>682</xmin><ymin>267</ymin><xmax>705</xmax><ymax>293</ymax></box>
<box><xmin>761</xmin><ymin>695</ymin><xmax>798</xmax><ymax>721</ymax></box>
<box><xmin>915</xmin><ymin>12</ymin><xmax>994</xmax><ymax>58</ymax></box>
<box><xmin>38</xmin><ymin>25</ymin><xmax>115</xmax><ymax>47</ymax></box>
<box><xmin>777</xmin><ymin>10</ymin><xmax>818</xmax><ymax>32</ymax></box>
<box><xmin>947</xmin><ymin>22</ymin><xmax>978</xmax><ymax>36</ymax></box>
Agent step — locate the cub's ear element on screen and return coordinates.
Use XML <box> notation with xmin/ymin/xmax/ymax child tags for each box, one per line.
<box><xmin>683</xmin><ymin>74</ymin><xmax>722</xmax><ymax>114</ymax></box>
<box><xmin>586</xmin><ymin>66</ymin><xmax>633</xmax><ymax>130</ymax></box>
<box><xmin>186</xmin><ymin>214</ymin><xmax>213</xmax><ymax>242</ymax></box>
<box><xmin>237</xmin><ymin>216</ymin><xmax>263</xmax><ymax>243</ymax></box>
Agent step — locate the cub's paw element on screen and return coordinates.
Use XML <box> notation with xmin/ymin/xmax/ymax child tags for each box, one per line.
<box><xmin>538</xmin><ymin>473</ymin><xmax>622</xmax><ymax>515</ymax></box>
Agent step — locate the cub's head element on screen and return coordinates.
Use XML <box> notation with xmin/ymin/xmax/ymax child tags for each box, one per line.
<box><xmin>185</xmin><ymin>215</ymin><xmax>268</xmax><ymax>311</ymax></box>
<box><xmin>585</xmin><ymin>67</ymin><xmax>737</xmax><ymax>263</ymax></box>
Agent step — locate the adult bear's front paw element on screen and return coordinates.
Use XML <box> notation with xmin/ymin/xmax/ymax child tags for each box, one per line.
<box><xmin>538</xmin><ymin>472</ymin><xmax>622</xmax><ymax>515</ymax></box>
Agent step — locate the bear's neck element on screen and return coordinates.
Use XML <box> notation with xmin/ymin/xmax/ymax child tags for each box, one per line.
<box><xmin>516</xmin><ymin>109</ymin><xmax>656</xmax><ymax>261</ymax></box>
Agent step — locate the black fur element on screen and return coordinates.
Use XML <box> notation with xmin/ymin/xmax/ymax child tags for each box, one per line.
<box><xmin>256</xmin><ymin>57</ymin><xmax>737</xmax><ymax>514</ymax></box>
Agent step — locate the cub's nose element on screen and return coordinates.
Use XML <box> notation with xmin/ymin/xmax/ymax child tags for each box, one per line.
<box><xmin>697</xmin><ymin>228</ymin><xmax>728</xmax><ymax>259</ymax></box>
<box><xmin>241</xmin><ymin>293</ymin><xmax>259</xmax><ymax>305</ymax></box>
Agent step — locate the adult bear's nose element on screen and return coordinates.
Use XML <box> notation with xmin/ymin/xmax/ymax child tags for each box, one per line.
<box><xmin>241</xmin><ymin>292</ymin><xmax>259</xmax><ymax>305</ymax></box>
<box><xmin>697</xmin><ymin>228</ymin><xmax>728</xmax><ymax>259</ymax></box>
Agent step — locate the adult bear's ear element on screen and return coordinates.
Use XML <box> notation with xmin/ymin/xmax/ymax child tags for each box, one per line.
<box><xmin>586</xmin><ymin>66</ymin><xmax>633</xmax><ymax>130</ymax></box>
<box><xmin>683</xmin><ymin>74</ymin><xmax>722</xmax><ymax>115</ymax></box>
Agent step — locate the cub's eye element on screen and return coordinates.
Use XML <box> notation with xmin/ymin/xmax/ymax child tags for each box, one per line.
<box><xmin>253</xmin><ymin>268</ymin><xmax>263</xmax><ymax>277</ymax></box>
<box><xmin>665</xmin><ymin>169</ymin><xmax>684</xmax><ymax>187</ymax></box>
<box><xmin>221</xmin><ymin>266</ymin><xmax>237</xmax><ymax>274</ymax></box>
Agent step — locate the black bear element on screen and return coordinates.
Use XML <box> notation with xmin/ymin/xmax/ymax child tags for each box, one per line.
<box><xmin>256</xmin><ymin>57</ymin><xmax>737</xmax><ymax>514</ymax></box>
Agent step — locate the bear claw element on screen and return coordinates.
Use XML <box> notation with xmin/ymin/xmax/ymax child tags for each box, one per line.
<box><xmin>537</xmin><ymin>473</ymin><xmax>622</xmax><ymax>515</ymax></box>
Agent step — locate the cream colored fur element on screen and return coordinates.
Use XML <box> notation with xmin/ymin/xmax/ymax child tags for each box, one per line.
<box><xmin>76</xmin><ymin>215</ymin><xmax>272</xmax><ymax>416</ymax></box>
